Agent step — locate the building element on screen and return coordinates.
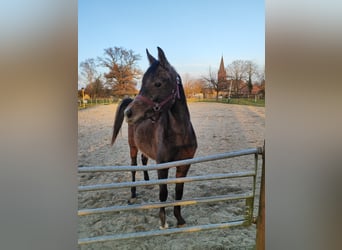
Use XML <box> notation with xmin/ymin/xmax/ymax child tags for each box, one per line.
<box><xmin>217</xmin><ymin>56</ymin><xmax>227</xmax><ymax>84</ymax></box>
<box><xmin>217</xmin><ymin>56</ymin><xmax>230</xmax><ymax>97</ymax></box>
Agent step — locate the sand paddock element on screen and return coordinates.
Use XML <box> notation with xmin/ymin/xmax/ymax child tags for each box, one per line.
<box><xmin>78</xmin><ymin>102</ymin><xmax>265</xmax><ymax>250</ymax></box>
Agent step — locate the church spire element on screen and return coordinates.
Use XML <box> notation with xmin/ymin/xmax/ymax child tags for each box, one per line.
<box><xmin>218</xmin><ymin>55</ymin><xmax>226</xmax><ymax>82</ymax></box>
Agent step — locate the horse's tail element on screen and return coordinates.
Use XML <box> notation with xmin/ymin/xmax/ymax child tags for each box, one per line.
<box><xmin>111</xmin><ymin>98</ymin><xmax>133</xmax><ymax>146</ymax></box>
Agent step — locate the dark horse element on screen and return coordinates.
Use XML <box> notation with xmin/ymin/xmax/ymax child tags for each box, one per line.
<box><xmin>111</xmin><ymin>47</ymin><xmax>197</xmax><ymax>229</ymax></box>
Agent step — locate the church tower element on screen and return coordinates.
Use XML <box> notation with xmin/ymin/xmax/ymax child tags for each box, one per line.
<box><xmin>218</xmin><ymin>55</ymin><xmax>227</xmax><ymax>83</ymax></box>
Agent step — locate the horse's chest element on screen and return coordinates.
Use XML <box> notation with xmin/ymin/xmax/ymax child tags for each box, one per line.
<box><xmin>134</xmin><ymin>123</ymin><xmax>158</xmax><ymax>159</ymax></box>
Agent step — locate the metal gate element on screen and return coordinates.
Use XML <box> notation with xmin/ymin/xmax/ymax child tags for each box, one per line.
<box><xmin>78</xmin><ymin>147</ymin><xmax>264</xmax><ymax>246</ymax></box>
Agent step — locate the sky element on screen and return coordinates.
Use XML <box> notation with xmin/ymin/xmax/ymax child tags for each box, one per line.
<box><xmin>78</xmin><ymin>0</ymin><xmax>264</xmax><ymax>87</ymax></box>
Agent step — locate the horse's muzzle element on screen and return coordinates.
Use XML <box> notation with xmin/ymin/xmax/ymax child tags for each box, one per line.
<box><xmin>124</xmin><ymin>107</ymin><xmax>134</xmax><ymax>124</ymax></box>
<box><xmin>124</xmin><ymin>107</ymin><xmax>133</xmax><ymax>119</ymax></box>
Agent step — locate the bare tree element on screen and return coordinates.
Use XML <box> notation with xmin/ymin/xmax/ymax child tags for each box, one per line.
<box><xmin>79</xmin><ymin>58</ymin><xmax>98</xmax><ymax>88</ymax></box>
<box><xmin>182</xmin><ymin>73</ymin><xmax>192</xmax><ymax>98</ymax></box>
<box><xmin>258</xmin><ymin>69</ymin><xmax>265</xmax><ymax>98</ymax></box>
<box><xmin>226</xmin><ymin>60</ymin><xmax>247</xmax><ymax>97</ymax></box>
<box><xmin>98</xmin><ymin>47</ymin><xmax>142</xmax><ymax>97</ymax></box>
<box><xmin>84</xmin><ymin>76</ymin><xmax>105</xmax><ymax>99</ymax></box>
<box><xmin>192</xmin><ymin>78</ymin><xmax>206</xmax><ymax>97</ymax></box>
<box><xmin>182</xmin><ymin>75</ymin><xmax>206</xmax><ymax>98</ymax></box>
<box><xmin>79</xmin><ymin>58</ymin><xmax>107</xmax><ymax>98</ymax></box>
<box><xmin>245</xmin><ymin>60</ymin><xmax>258</xmax><ymax>95</ymax></box>
<box><xmin>203</xmin><ymin>67</ymin><xmax>221</xmax><ymax>100</ymax></box>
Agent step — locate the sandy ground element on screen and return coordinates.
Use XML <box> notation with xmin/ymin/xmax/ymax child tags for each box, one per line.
<box><xmin>78</xmin><ymin>102</ymin><xmax>265</xmax><ymax>250</ymax></box>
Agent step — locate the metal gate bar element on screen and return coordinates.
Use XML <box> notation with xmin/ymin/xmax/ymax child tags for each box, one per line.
<box><xmin>79</xmin><ymin>193</ymin><xmax>253</xmax><ymax>216</ymax></box>
<box><xmin>78</xmin><ymin>220</ymin><xmax>246</xmax><ymax>245</ymax></box>
<box><xmin>79</xmin><ymin>171</ymin><xmax>255</xmax><ymax>192</ymax></box>
<box><xmin>78</xmin><ymin>148</ymin><xmax>260</xmax><ymax>173</ymax></box>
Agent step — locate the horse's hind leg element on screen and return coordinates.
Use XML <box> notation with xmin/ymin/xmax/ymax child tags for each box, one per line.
<box><xmin>141</xmin><ymin>154</ymin><xmax>149</xmax><ymax>181</ymax></box>
<box><xmin>129</xmin><ymin>146</ymin><xmax>138</xmax><ymax>204</ymax></box>
<box><xmin>141</xmin><ymin>154</ymin><xmax>153</xmax><ymax>190</ymax></box>
<box><xmin>174</xmin><ymin>165</ymin><xmax>190</xmax><ymax>227</ymax></box>
<box><xmin>130</xmin><ymin>170</ymin><xmax>137</xmax><ymax>203</ymax></box>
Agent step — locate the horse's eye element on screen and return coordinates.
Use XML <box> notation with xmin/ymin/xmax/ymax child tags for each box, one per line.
<box><xmin>154</xmin><ymin>82</ymin><xmax>161</xmax><ymax>88</ymax></box>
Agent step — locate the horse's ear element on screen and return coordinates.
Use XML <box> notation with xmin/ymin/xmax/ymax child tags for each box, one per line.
<box><xmin>157</xmin><ymin>47</ymin><xmax>171</xmax><ymax>68</ymax></box>
<box><xmin>146</xmin><ymin>49</ymin><xmax>157</xmax><ymax>65</ymax></box>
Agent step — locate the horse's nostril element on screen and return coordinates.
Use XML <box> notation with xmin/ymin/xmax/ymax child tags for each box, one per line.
<box><xmin>125</xmin><ymin>108</ymin><xmax>132</xmax><ymax>118</ymax></box>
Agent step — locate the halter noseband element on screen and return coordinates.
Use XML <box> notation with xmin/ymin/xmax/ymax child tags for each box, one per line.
<box><xmin>135</xmin><ymin>75</ymin><xmax>181</xmax><ymax>112</ymax></box>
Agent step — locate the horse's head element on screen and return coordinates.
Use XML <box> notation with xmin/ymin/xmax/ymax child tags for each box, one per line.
<box><xmin>124</xmin><ymin>47</ymin><xmax>181</xmax><ymax>124</ymax></box>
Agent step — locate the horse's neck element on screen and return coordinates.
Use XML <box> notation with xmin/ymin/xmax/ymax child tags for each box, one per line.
<box><xmin>171</xmin><ymin>84</ymin><xmax>191</xmax><ymax>119</ymax></box>
<box><xmin>170</xmin><ymin>98</ymin><xmax>191</xmax><ymax>123</ymax></box>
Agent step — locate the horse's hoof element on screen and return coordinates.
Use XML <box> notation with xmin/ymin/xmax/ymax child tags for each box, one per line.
<box><xmin>177</xmin><ymin>223</ymin><xmax>186</xmax><ymax>228</ymax></box>
<box><xmin>128</xmin><ymin>198</ymin><xmax>137</xmax><ymax>204</ymax></box>
<box><xmin>159</xmin><ymin>222</ymin><xmax>169</xmax><ymax>230</ymax></box>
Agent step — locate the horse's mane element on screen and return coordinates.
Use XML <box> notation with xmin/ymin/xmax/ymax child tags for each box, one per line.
<box><xmin>174</xmin><ymin>74</ymin><xmax>191</xmax><ymax>119</ymax></box>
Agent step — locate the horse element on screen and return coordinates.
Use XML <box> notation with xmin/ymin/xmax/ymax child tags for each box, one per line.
<box><xmin>111</xmin><ymin>98</ymin><xmax>150</xmax><ymax>204</ymax></box>
<box><xmin>111</xmin><ymin>47</ymin><xmax>197</xmax><ymax>229</ymax></box>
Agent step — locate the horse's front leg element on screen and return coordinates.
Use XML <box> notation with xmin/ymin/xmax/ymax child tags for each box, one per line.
<box><xmin>158</xmin><ymin>168</ymin><xmax>169</xmax><ymax>229</ymax></box>
<box><xmin>174</xmin><ymin>165</ymin><xmax>190</xmax><ymax>227</ymax></box>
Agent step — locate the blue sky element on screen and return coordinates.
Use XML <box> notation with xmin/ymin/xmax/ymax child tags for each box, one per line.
<box><xmin>79</xmin><ymin>0</ymin><xmax>264</xmax><ymax>86</ymax></box>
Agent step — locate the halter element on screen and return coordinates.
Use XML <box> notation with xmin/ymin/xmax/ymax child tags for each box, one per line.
<box><xmin>135</xmin><ymin>75</ymin><xmax>181</xmax><ymax>112</ymax></box>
